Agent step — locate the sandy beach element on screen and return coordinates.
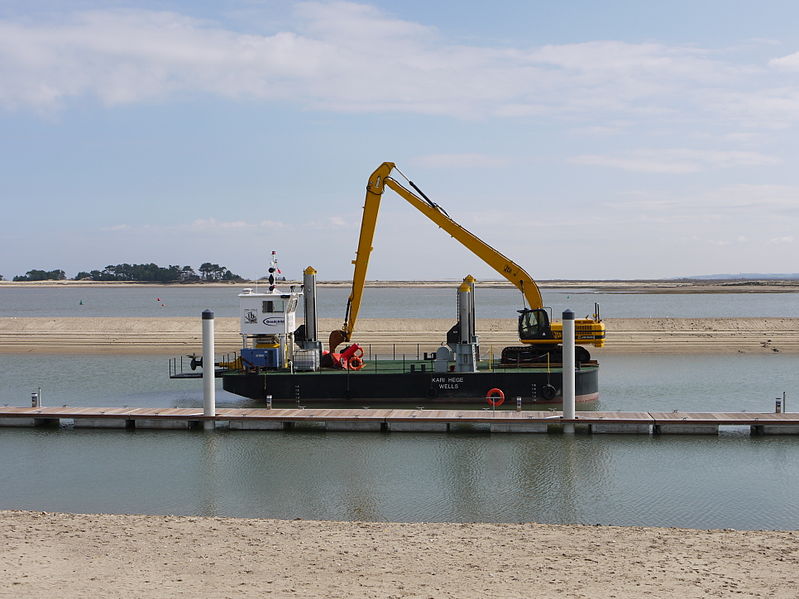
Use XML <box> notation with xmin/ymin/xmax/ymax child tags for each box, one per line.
<box><xmin>1</xmin><ymin>316</ymin><xmax>798</xmax><ymax>354</ymax></box>
<box><xmin>2</xmin><ymin>510</ymin><xmax>798</xmax><ymax>598</ymax></box>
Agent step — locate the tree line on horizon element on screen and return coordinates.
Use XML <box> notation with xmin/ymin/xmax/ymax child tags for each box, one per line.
<box><xmin>7</xmin><ymin>262</ymin><xmax>243</xmax><ymax>283</ymax></box>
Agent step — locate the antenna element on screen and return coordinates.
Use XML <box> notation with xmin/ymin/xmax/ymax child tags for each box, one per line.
<box><xmin>268</xmin><ymin>250</ymin><xmax>279</xmax><ymax>292</ymax></box>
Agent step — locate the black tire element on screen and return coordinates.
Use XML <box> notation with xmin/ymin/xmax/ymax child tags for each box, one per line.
<box><xmin>541</xmin><ymin>384</ymin><xmax>557</xmax><ymax>401</ymax></box>
<box><xmin>575</xmin><ymin>346</ymin><xmax>591</xmax><ymax>362</ymax></box>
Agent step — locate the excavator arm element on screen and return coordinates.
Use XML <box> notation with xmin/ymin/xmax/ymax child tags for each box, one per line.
<box><xmin>329</xmin><ymin>162</ymin><xmax>604</xmax><ymax>351</ymax></box>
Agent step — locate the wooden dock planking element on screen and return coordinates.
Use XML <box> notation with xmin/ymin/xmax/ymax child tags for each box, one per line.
<box><xmin>573</xmin><ymin>411</ymin><xmax>654</xmax><ymax>423</ymax></box>
<box><xmin>650</xmin><ymin>411</ymin><xmax>799</xmax><ymax>424</ymax></box>
<box><xmin>2</xmin><ymin>407</ymin><xmax>799</xmax><ymax>434</ymax></box>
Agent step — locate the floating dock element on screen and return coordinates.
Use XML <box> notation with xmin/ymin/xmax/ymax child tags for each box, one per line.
<box><xmin>1</xmin><ymin>406</ymin><xmax>798</xmax><ymax>435</ymax></box>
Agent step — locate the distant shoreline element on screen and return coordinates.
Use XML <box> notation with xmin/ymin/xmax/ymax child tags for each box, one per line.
<box><xmin>2</xmin><ymin>279</ymin><xmax>799</xmax><ymax>293</ymax></box>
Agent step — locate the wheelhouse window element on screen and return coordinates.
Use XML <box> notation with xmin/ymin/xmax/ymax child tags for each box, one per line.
<box><xmin>262</xmin><ymin>300</ymin><xmax>286</xmax><ymax>313</ymax></box>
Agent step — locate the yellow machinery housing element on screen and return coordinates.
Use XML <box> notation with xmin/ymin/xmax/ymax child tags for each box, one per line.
<box><xmin>329</xmin><ymin>162</ymin><xmax>605</xmax><ymax>357</ymax></box>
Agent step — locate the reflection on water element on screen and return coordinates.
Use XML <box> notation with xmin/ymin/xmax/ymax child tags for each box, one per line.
<box><xmin>2</xmin><ymin>428</ymin><xmax>798</xmax><ymax>530</ymax></box>
<box><xmin>1</xmin><ymin>352</ymin><xmax>799</xmax><ymax>529</ymax></box>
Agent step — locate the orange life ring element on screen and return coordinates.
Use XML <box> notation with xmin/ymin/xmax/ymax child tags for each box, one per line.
<box><xmin>486</xmin><ymin>387</ymin><xmax>505</xmax><ymax>407</ymax></box>
<box><xmin>348</xmin><ymin>356</ymin><xmax>365</xmax><ymax>370</ymax></box>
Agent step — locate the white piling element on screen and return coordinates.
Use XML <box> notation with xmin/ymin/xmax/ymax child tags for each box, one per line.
<box><xmin>562</xmin><ymin>309</ymin><xmax>576</xmax><ymax>433</ymax></box>
<box><xmin>202</xmin><ymin>309</ymin><xmax>216</xmax><ymax>430</ymax></box>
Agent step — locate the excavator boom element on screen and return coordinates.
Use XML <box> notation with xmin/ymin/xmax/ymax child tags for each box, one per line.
<box><xmin>329</xmin><ymin>162</ymin><xmax>604</xmax><ymax>351</ymax></box>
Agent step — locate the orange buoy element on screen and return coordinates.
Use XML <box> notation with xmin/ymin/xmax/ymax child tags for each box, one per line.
<box><xmin>486</xmin><ymin>387</ymin><xmax>505</xmax><ymax>407</ymax></box>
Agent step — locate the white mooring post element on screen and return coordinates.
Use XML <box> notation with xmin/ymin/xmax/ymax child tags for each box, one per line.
<box><xmin>202</xmin><ymin>309</ymin><xmax>216</xmax><ymax>430</ymax></box>
<box><xmin>562</xmin><ymin>309</ymin><xmax>576</xmax><ymax>434</ymax></box>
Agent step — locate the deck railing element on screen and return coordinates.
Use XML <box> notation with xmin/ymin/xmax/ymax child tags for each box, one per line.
<box><xmin>167</xmin><ymin>343</ymin><xmax>586</xmax><ymax>379</ymax></box>
<box><xmin>168</xmin><ymin>352</ymin><xmax>239</xmax><ymax>379</ymax></box>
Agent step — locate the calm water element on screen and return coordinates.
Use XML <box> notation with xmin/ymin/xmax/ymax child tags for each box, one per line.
<box><xmin>2</xmin><ymin>285</ymin><xmax>799</xmax><ymax>318</ymax></box>
<box><xmin>3</xmin><ymin>428</ymin><xmax>796</xmax><ymax>529</ymax></box>
<box><xmin>1</xmin><ymin>352</ymin><xmax>798</xmax><ymax>529</ymax></box>
<box><xmin>2</xmin><ymin>288</ymin><xmax>798</xmax><ymax>528</ymax></box>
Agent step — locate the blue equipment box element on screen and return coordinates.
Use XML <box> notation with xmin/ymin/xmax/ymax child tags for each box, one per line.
<box><xmin>241</xmin><ymin>348</ymin><xmax>280</xmax><ymax>368</ymax></box>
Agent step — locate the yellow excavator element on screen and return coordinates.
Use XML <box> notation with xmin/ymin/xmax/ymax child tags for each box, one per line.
<box><xmin>328</xmin><ymin>162</ymin><xmax>605</xmax><ymax>363</ymax></box>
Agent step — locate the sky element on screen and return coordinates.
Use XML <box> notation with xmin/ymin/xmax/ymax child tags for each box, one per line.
<box><xmin>2</xmin><ymin>0</ymin><xmax>799</xmax><ymax>281</ymax></box>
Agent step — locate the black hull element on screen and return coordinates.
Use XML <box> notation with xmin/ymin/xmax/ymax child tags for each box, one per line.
<box><xmin>222</xmin><ymin>367</ymin><xmax>599</xmax><ymax>406</ymax></box>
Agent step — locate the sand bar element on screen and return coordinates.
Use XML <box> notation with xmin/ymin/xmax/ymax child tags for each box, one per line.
<box><xmin>1</xmin><ymin>510</ymin><xmax>797</xmax><ymax>598</ymax></box>
<box><xmin>1</xmin><ymin>316</ymin><xmax>798</xmax><ymax>354</ymax></box>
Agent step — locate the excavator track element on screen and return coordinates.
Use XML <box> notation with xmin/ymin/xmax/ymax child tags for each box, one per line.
<box><xmin>500</xmin><ymin>345</ymin><xmax>592</xmax><ymax>365</ymax></box>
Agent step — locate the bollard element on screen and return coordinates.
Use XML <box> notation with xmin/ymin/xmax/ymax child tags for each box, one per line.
<box><xmin>516</xmin><ymin>396</ymin><xmax>522</xmax><ymax>412</ymax></box>
<box><xmin>562</xmin><ymin>309</ymin><xmax>576</xmax><ymax>433</ymax></box>
<box><xmin>202</xmin><ymin>310</ymin><xmax>216</xmax><ymax>430</ymax></box>
<box><xmin>266</xmin><ymin>395</ymin><xmax>273</xmax><ymax>410</ymax></box>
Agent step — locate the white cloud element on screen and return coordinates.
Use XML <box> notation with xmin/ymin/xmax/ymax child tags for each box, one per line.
<box><xmin>571</xmin><ymin>148</ymin><xmax>779</xmax><ymax>173</ymax></box>
<box><xmin>722</xmin><ymin>131</ymin><xmax>763</xmax><ymax>142</ymax></box>
<box><xmin>305</xmin><ymin>214</ymin><xmax>357</xmax><ymax>230</ymax></box>
<box><xmin>569</xmin><ymin>123</ymin><xmax>631</xmax><ymax>136</ymax></box>
<box><xmin>188</xmin><ymin>218</ymin><xmax>254</xmax><ymax>231</ymax></box>
<box><xmin>708</xmin><ymin>87</ymin><xmax>799</xmax><ymax>129</ymax></box>
<box><xmin>94</xmin><ymin>218</ymin><xmax>289</xmax><ymax>234</ymax></box>
<box><xmin>327</xmin><ymin>216</ymin><xmax>347</xmax><ymax>227</ymax></box>
<box><xmin>769</xmin><ymin>51</ymin><xmax>799</xmax><ymax>69</ymax></box>
<box><xmin>769</xmin><ymin>235</ymin><xmax>795</xmax><ymax>245</ymax></box>
<box><xmin>255</xmin><ymin>219</ymin><xmax>290</xmax><ymax>229</ymax></box>
<box><xmin>294</xmin><ymin>1</ymin><xmax>434</xmax><ymax>43</ymax></box>
<box><xmin>0</xmin><ymin>2</ymin><xmax>794</xmax><ymax>127</ymax></box>
<box><xmin>603</xmin><ymin>184</ymin><xmax>799</xmax><ymax>222</ymax></box>
<box><xmin>410</xmin><ymin>154</ymin><xmax>511</xmax><ymax>169</ymax></box>
<box><xmin>528</xmin><ymin>41</ymin><xmax>719</xmax><ymax>77</ymax></box>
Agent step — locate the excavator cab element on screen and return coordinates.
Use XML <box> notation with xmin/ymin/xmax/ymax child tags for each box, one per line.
<box><xmin>518</xmin><ymin>308</ymin><xmax>555</xmax><ymax>341</ymax></box>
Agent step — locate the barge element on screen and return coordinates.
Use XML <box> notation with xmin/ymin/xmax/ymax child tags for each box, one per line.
<box><xmin>175</xmin><ymin>163</ymin><xmax>605</xmax><ymax>407</ymax></box>
<box><xmin>176</xmin><ymin>254</ymin><xmax>599</xmax><ymax>407</ymax></box>
<box><xmin>221</xmin><ymin>358</ymin><xmax>600</xmax><ymax>406</ymax></box>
